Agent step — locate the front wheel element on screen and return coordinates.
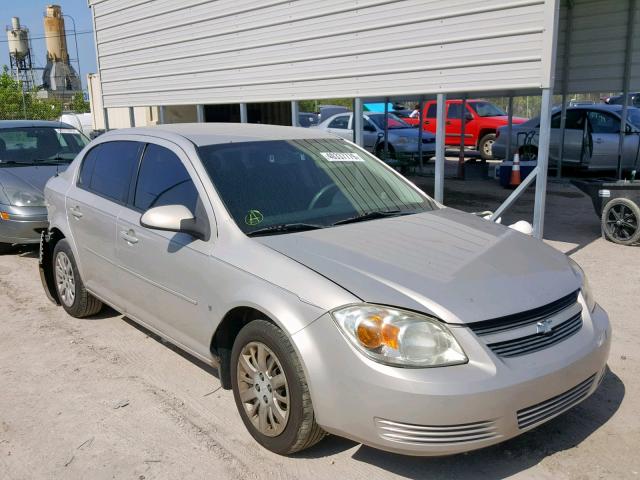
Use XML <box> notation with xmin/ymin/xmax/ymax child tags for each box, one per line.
<box><xmin>601</xmin><ymin>198</ymin><xmax>640</xmax><ymax>246</ymax></box>
<box><xmin>231</xmin><ymin>320</ymin><xmax>325</xmax><ymax>455</ymax></box>
<box><xmin>0</xmin><ymin>243</ymin><xmax>13</xmax><ymax>255</ymax></box>
<box><xmin>53</xmin><ymin>239</ymin><xmax>103</xmax><ymax>317</ymax></box>
<box><xmin>478</xmin><ymin>133</ymin><xmax>496</xmax><ymax>160</ymax></box>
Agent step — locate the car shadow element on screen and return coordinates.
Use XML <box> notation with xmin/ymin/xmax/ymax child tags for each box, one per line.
<box><xmin>299</xmin><ymin>368</ymin><xmax>624</xmax><ymax>478</ymax></box>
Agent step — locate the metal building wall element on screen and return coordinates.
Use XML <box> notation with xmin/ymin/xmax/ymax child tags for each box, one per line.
<box><xmin>89</xmin><ymin>0</ymin><xmax>558</xmax><ymax>108</ymax></box>
<box><xmin>554</xmin><ymin>0</ymin><xmax>640</xmax><ymax>93</ymax></box>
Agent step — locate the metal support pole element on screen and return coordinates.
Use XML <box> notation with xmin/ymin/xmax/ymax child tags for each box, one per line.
<box><xmin>158</xmin><ymin>106</ymin><xmax>166</xmax><ymax>125</ymax></box>
<box><xmin>128</xmin><ymin>106</ymin><xmax>135</xmax><ymax>127</ymax></box>
<box><xmin>533</xmin><ymin>88</ymin><xmax>554</xmax><ymax>239</ymax></box>
<box><xmin>196</xmin><ymin>104</ymin><xmax>205</xmax><ymax>123</ymax></box>
<box><xmin>103</xmin><ymin>107</ymin><xmax>109</xmax><ymax>131</ymax></box>
<box><xmin>506</xmin><ymin>96</ymin><xmax>514</xmax><ymax>161</ymax></box>
<box><xmin>617</xmin><ymin>0</ymin><xmax>636</xmax><ymax>179</ymax></box>
<box><xmin>354</xmin><ymin>97</ymin><xmax>364</xmax><ymax>147</ymax></box>
<box><xmin>557</xmin><ymin>94</ymin><xmax>568</xmax><ymax>177</ymax></box>
<box><xmin>418</xmin><ymin>95</ymin><xmax>424</xmax><ymax>172</ymax></box>
<box><xmin>435</xmin><ymin>93</ymin><xmax>446</xmax><ymax>203</ymax></box>
<box><xmin>383</xmin><ymin>97</ymin><xmax>389</xmax><ymax>161</ymax></box>
<box><xmin>490</xmin><ymin>167</ymin><xmax>539</xmax><ymax>221</ymax></box>
<box><xmin>291</xmin><ymin>100</ymin><xmax>299</xmax><ymax>127</ymax></box>
<box><xmin>240</xmin><ymin>103</ymin><xmax>248</xmax><ymax>123</ymax></box>
<box><xmin>458</xmin><ymin>97</ymin><xmax>467</xmax><ymax>179</ymax></box>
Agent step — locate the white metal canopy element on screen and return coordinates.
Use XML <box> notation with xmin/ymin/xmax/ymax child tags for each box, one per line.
<box><xmin>89</xmin><ymin>0</ymin><xmax>640</xmax><ymax>238</ymax></box>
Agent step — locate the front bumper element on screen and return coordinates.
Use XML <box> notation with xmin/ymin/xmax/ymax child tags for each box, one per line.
<box><xmin>0</xmin><ymin>204</ymin><xmax>48</xmax><ymax>245</ymax></box>
<box><xmin>292</xmin><ymin>303</ymin><xmax>611</xmax><ymax>456</ymax></box>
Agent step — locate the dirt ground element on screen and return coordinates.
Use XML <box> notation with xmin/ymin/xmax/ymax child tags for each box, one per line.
<box><xmin>1</xmin><ymin>161</ymin><xmax>639</xmax><ymax>479</ymax></box>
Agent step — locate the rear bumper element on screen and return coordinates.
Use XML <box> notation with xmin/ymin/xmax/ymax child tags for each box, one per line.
<box><xmin>292</xmin><ymin>302</ymin><xmax>611</xmax><ymax>456</ymax></box>
<box><xmin>0</xmin><ymin>204</ymin><xmax>48</xmax><ymax>245</ymax></box>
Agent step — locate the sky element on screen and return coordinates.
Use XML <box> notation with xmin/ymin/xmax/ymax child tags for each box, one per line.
<box><xmin>1</xmin><ymin>0</ymin><xmax>97</xmax><ymax>88</ymax></box>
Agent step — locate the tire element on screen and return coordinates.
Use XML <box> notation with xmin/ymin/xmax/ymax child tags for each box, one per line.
<box><xmin>0</xmin><ymin>243</ymin><xmax>13</xmax><ymax>255</ymax></box>
<box><xmin>231</xmin><ymin>320</ymin><xmax>325</xmax><ymax>455</ymax></box>
<box><xmin>601</xmin><ymin>198</ymin><xmax>640</xmax><ymax>246</ymax></box>
<box><xmin>478</xmin><ymin>133</ymin><xmax>497</xmax><ymax>160</ymax></box>
<box><xmin>375</xmin><ymin>143</ymin><xmax>396</xmax><ymax>161</ymax></box>
<box><xmin>52</xmin><ymin>239</ymin><xmax>103</xmax><ymax>317</ymax></box>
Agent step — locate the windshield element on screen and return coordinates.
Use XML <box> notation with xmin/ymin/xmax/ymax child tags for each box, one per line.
<box><xmin>0</xmin><ymin>126</ymin><xmax>89</xmax><ymax>166</ymax></box>
<box><xmin>198</xmin><ymin>139</ymin><xmax>435</xmax><ymax>235</ymax></box>
<box><xmin>470</xmin><ymin>101</ymin><xmax>507</xmax><ymax>117</ymax></box>
<box><xmin>368</xmin><ymin>113</ymin><xmax>410</xmax><ymax>130</ymax></box>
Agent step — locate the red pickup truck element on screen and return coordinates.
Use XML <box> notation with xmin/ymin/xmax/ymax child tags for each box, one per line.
<box><xmin>404</xmin><ymin>99</ymin><xmax>527</xmax><ymax>160</ymax></box>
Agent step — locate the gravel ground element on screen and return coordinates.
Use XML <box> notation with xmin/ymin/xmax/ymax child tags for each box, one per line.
<box><xmin>1</xmin><ymin>166</ymin><xmax>638</xmax><ymax>479</ymax></box>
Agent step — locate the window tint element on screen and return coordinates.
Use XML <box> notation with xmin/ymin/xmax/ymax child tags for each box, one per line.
<box><xmin>328</xmin><ymin>115</ymin><xmax>349</xmax><ymax>129</ymax></box>
<box><xmin>447</xmin><ymin>104</ymin><xmax>462</xmax><ymax>119</ymax></box>
<box><xmin>88</xmin><ymin>141</ymin><xmax>141</xmax><ymax>202</ymax></box>
<box><xmin>426</xmin><ymin>104</ymin><xmax>437</xmax><ymax>118</ymax></box>
<box><xmin>551</xmin><ymin>109</ymin><xmax>585</xmax><ymax>130</ymax></box>
<box><xmin>587</xmin><ymin>111</ymin><xmax>620</xmax><ymax>134</ymax></box>
<box><xmin>134</xmin><ymin>144</ymin><xmax>199</xmax><ymax>214</ymax></box>
<box><xmin>78</xmin><ymin>145</ymin><xmax>101</xmax><ymax>187</ymax></box>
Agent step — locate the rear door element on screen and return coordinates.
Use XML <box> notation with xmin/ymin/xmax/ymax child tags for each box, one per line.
<box><xmin>66</xmin><ymin>141</ymin><xmax>142</xmax><ymax>306</ymax></box>
<box><xmin>422</xmin><ymin>103</ymin><xmax>438</xmax><ymax>135</ymax></box>
<box><xmin>325</xmin><ymin>115</ymin><xmax>351</xmax><ymax>140</ymax></box>
<box><xmin>115</xmin><ymin>140</ymin><xmax>216</xmax><ymax>357</ymax></box>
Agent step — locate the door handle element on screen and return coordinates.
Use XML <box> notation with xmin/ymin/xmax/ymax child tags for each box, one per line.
<box><xmin>70</xmin><ymin>206</ymin><xmax>83</xmax><ymax>219</ymax></box>
<box><xmin>446</xmin><ymin>121</ymin><xmax>452</xmax><ymax>125</ymax></box>
<box><xmin>120</xmin><ymin>229</ymin><xmax>139</xmax><ymax>244</ymax></box>
<box><xmin>424</xmin><ymin>120</ymin><xmax>430</xmax><ymax>125</ymax></box>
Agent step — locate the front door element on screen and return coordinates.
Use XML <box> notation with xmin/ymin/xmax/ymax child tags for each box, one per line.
<box><xmin>115</xmin><ymin>141</ymin><xmax>216</xmax><ymax>358</ymax></box>
<box><xmin>445</xmin><ymin>103</ymin><xmax>477</xmax><ymax>148</ymax></box>
<box><xmin>549</xmin><ymin>109</ymin><xmax>587</xmax><ymax>167</ymax></box>
<box><xmin>586</xmin><ymin>110</ymin><xmax>625</xmax><ymax>170</ymax></box>
<box><xmin>66</xmin><ymin>141</ymin><xmax>142</xmax><ymax>305</ymax></box>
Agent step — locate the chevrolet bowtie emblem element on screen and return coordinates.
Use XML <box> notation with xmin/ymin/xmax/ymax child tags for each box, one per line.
<box><xmin>536</xmin><ymin>319</ymin><xmax>554</xmax><ymax>335</ymax></box>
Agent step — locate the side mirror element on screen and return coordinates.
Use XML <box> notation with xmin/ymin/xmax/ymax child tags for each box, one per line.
<box><xmin>465</xmin><ymin>113</ymin><xmax>474</xmax><ymax>121</ymax></box>
<box><xmin>140</xmin><ymin>204</ymin><xmax>202</xmax><ymax>238</ymax></box>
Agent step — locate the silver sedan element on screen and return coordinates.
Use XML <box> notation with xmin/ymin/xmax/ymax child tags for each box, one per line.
<box><xmin>40</xmin><ymin>123</ymin><xmax>610</xmax><ymax>456</ymax></box>
<box><xmin>493</xmin><ymin>104</ymin><xmax>640</xmax><ymax>171</ymax></box>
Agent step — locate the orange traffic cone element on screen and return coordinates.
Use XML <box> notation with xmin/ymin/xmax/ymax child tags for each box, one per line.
<box><xmin>510</xmin><ymin>152</ymin><xmax>521</xmax><ymax>187</ymax></box>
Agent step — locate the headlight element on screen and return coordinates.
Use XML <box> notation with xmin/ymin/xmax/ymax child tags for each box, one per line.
<box><xmin>331</xmin><ymin>304</ymin><xmax>467</xmax><ymax>367</ymax></box>
<box><xmin>569</xmin><ymin>258</ymin><xmax>596</xmax><ymax>312</ymax></box>
<box><xmin>5</xmin><ymin>188</ymin><xmax>45</xmax><ymax>207</ymax></box>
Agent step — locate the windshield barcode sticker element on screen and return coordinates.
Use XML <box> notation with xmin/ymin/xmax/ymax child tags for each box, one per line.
<box><xmin>320</xmin><ymin>152</ymin><xmax>364</xmax><ymax>162</ymax></box>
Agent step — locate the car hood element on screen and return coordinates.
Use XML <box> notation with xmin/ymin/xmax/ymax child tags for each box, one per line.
<box><xmin>0</xmin><ymin>165</ymin><xmax>64</xmax><ymax>205</ymax></box>
<box><xmin>389</xmin><ymin>127</ymin><xmax>435</xmax><ymax>139</ymax></box>
<box><xmin>256</xmin><ymin>208</ymin><xmax>579</xmax><ymax>324</ymax></box>
<box><xmin>484</xmin><ymin>115</ymin><xmax>528</xmax><ymax>124</ymax></box>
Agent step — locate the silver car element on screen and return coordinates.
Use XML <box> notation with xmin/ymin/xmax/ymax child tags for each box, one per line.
<box><xmin>40</xmin><ymin>123</ymin><xmax>611</xmax><ymax>456</ymax></box>
<box><xmin>314</xmin><ymin>112</ymin><xmax>436</xmax><ymax>165</ymax></box>
<box><xmin>493</xmin><ymin>104</ymin><xmax>640</xmax><ymax>171</ymax></box>
<box><xmin>0</xmin><ymin>120</ymin><xmax>89</xmax><ymax>252</ymax></box>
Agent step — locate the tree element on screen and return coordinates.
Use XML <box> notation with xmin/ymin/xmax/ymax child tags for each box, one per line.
<box><xmin>0</xmin><ymin>65</ymin><xmax>64</xmax><ymax>120</ymax></box>
<box><xmin>69</xmin><ymin>92</ymin><xmax>90</xmax><ymax>113</ymax></box>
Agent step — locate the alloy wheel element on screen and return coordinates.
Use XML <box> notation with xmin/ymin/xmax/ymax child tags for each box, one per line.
<box><xmin>605</xmin><ymin>204</ymin><xmax>638</xmax><ymax>242</ymax></box>
<box><xmin>55</xmin><ymin>251</ymin><xmax>76</xmax><ymax>307</ymax></box>
<box><xmin>236</xmin><ymin>341</ymin><xmax>290</xmax><ymax>437</ymax></box>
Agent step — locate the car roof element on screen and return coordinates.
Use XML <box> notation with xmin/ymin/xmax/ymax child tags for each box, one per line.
<box><xmin>103</xmin><ymin>122</ymin><xmax>336</xmax><ymax>146</ymax></box>
<box><xmin>567</xmin><ymin>103</ymin><xmax>631</xmax><ymax>112</ymax></box>
<box><xmin>0</xmin><ymin>120</ymin><xmax>75</xmax><ymax>129</ymax></box>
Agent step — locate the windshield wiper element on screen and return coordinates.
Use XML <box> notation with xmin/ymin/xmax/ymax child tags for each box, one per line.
<box><xmin>332</xmin><ymin>210</ymin><xmax>407</xmax><ymax>226</ymax></box>
<box><xmin>33</xmin><ymin>156</ymin><xmax>72</xmax><ymax>164</ymax></box>
<box><xmin>247</xmin><ymin>223</ymin><xmax>325</xmax><ymax>237</ymax></box>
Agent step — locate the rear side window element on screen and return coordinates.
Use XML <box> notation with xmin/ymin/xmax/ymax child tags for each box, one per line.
<box><xmin>328</xmin><ymin>116</ymin><xmax>349</xmax><ymax>129</ymax></box>
<box><xmin>81</xmin><ymin>141</ymin><xmax>142</xmax><ymax>203</ymax></box>
<box><xmin>133</xmin><ymin>144</ymin><xmax>199</xmax><ymax>214</ymax></box>
<box><xmin>425</xmin><ymin>104</ymin><xmax>437</xmax><ymax>118</ymax></box>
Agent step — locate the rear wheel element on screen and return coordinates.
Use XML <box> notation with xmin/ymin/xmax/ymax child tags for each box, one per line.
<box><xmin>478</xmin><ymin>133</ymin><xmax>497</xmax><ymax>160</ymax></box>
<box><xmin>0</xmin><ymin>243</ymin><xmax>12</xmax><ymax>255</ymax></box>
<box><xmin>601</xmin><ymin>198</ymin><xmax>640</xmax><ymax>246</ymax></box>
<box><xmin>53</xmin><ymin>239</ymin><xmax>103</xmax><ymax>317</ymax></box>
<box><xmin>231</xmin><ymin>320</ymin><xmax>325</xmax><ymax>455</ymax></box>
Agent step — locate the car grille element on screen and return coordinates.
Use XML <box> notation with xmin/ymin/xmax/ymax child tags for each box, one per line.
<box><xmin>468</xmin><ymin>290</ymin><xmax>583</xmax><ymax>358</ymax></box>
<box><xmin>486</xmin><ymin>311</ymin><xmax>583</xmax><ymax>357</ymax></box>
<box><xmin>375</xmin><ymin>418</ymin><xmax>499</xmax><ymax>446</ymax></box>
<box><xmin>517</xmin><ymin>374</ymin><xmax>596</xmax><ymax>429</ymax></box>
<box><xmin>468</xmin><ymin>290</ymin><xmax>579</xmax><ymax>336</ymax></box>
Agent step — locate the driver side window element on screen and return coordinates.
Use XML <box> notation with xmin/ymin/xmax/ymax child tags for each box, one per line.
<box><xmin>133</xmin><ymin>144</ymin><xmax>199</xmax><ymax>214</ymax></box>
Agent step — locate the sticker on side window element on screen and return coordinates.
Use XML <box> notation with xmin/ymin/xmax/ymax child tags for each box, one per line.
<box><xmin>320</xmin><ymin>152</ymin><xmax>364</xmax><ymax>162</ymax></box>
